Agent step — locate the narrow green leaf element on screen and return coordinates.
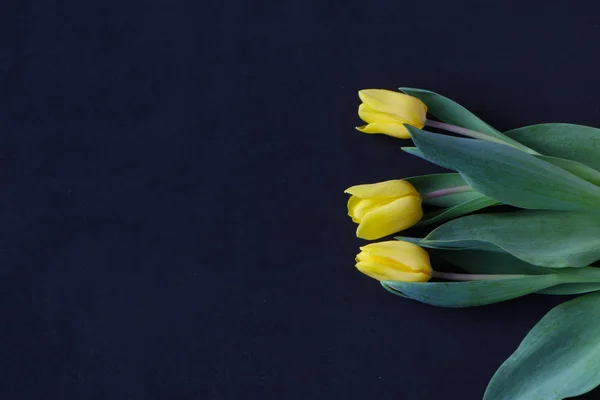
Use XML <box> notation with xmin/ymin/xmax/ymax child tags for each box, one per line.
<box><xmin>395</xmin><ymin>236</ymin><xmax>502</xmax><ymax>252</ymax></box>
<box><xmin>484</xmin><ymin>292</ymin><xmax>600</xmax><ymax>399</ymax></box>
<box><xmin>435</xmin><ymin>249</ymin><xmax>600</xmax><ymax>295</ymax></box>
<box><xmin>400</xmin><ymin>87</ymin><xmax>534</xmax><ymax>152</ymax></box>
<box><xmin>537</xmin><ymin>155</ymin><xmax>600</xmax><ymax>186</ymax></box>
<box><xmin>382</xmin><ymin>275</ymin><xmax>561</xmax><ymax>308</ymax></box>
<box><xmin>418</xmin><ymin>196</ymin><xmax>499</xmax><ymax>226</ymax></box>
<box><xmin>422</xmin><ymin>211</ymin><xmax>600</xmax><ymax>268</ymax></box>
<box><xmin>399</xmin><ymin>88</ymin><xmax>501</xmax><ymax>136</ymax></box>
<box><xmin>505</xmin><ymin>123</ymin><xmax>600</xmax><ymax>171</ymax></box>
<box><xmin>537</xmin><ymin>283</ymin><xmax>600</xmax><ymax>295</ymax></box>
<box><xmin>404</xmin><ymin>173</ymin><xmax>480</xmax><ymax>207</ymax></box>
<box><xmin>407</xmin><ymin>126</ymin><xmax>600</xmax><ymax>211</ymax></box>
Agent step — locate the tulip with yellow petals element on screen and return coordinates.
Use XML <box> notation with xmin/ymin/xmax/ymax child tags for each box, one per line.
<box><xmin>345</xmin><ymin>180</ymin><xmax>423</xmax><ymax>240</ymax></box>
<box><xmin>356</xmin><ymin>89</ymin><xmax>427</xmax><ymax>139</ymax></box>
<box><xmin>356</xmin><ymin>241</ymin><xmax>432</xmax><ymax>282</ymax></box>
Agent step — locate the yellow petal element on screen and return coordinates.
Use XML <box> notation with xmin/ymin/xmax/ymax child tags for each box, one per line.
<box><xmin>356</xmin><ymin>195</ymin><xmax>423</xmax><ymax>240</ymax></box>
<box><xmin>355</xmin><ymin>249</ymin><xmax>375</xmax><ymax>263</ymax></box>
<box><xmin>356</xmin><ymin>261</ymin><xmax>430</xmax><ymax>282</ymax></box>
<box><xmin>358</xmin><ymin>89</ymin><xmax>427</xmax><ymax>128</ymax></box>
<box><xmin>350</xmin><ymin>197</ymin><xmax>396</xmax><ymax>222</ymax></box>
<box><xmin>347</xmin><ymin>196</ymin><xmax>362</xmax><ymax>223</ymax></box>
<box><xmin>359</xmin><ymin>241</ymin><xmax>431</xmax><ymax>274</ymax></box>
<box><xmin>345</xmin><ymin>180</ymin><xmax>418</xmax><ymax>200</ymax></box>
<box><xmin>358</xmin><ymin>103</ymin><xmax>404</xmax><ymax>124</ymax></box>
<box><xmin>356</xmin><ymin>123</ymin><xmax>410</xmax><ymax>139</ymax></box>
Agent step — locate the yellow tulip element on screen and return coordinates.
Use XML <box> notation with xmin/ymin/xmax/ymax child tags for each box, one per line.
<box><xmin>356</xmin><ymin>89</ymin><xmax>427</xmax><ymax>139</ymax></box>
<box><xmin>356</xmin><ymin>241</ymin><xmax>432</xmax><ymax>282</ymax></box>
<box><xmin>345</xmin><ymin>180</ymin><xmax>423</xmax><ymax>240</ymax></box>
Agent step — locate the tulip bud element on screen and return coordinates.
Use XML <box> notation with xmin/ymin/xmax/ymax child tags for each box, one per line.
<box><xmin>345</xmin><ymin>180</ymin><xmax>423</xmax><ymax>240</ymax></box>
<box><xmin>356</xmin><ymin>241</ymin><xmax>432</xmax><ymax>282</ymax></box>
<box><xmin>356</xmin><ymin>89</ymin><xmax>427</xmax><ymax>139</ymax></box>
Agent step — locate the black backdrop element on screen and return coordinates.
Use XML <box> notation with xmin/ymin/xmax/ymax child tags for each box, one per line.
<box><xmin>1</xmin><ymin>1</ymin><xmax>600</xmax><ymax>399</ymax></box>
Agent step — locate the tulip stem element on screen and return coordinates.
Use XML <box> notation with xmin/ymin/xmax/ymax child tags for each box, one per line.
<box><xmin>422</xmin><ymin>185</ymin><xmax>473</xmax><ymax>199</ymax></box>
<box><xmin>432</xmin><ymin>271</ymin><xmax>526</xmax><ymax>281</ymax></box>
<box><xmin>424</xmin><ymin>119</ymin><xmax>540</xmax><ymax>155</ymax></box>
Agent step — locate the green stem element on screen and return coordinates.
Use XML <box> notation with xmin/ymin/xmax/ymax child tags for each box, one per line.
<box><xmin>424</xmin><ymin>119</ymin><xmax>541</xmax><ymax>155</ymax></box>
<box><xmin>422</xmin><ymin>185</ymin><xmax>473</xmax><ymax>200</ymax></box>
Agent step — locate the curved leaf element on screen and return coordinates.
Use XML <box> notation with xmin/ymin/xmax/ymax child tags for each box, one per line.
<box><xmin>537</xmin><ymin>155</ymin><xmax>600</xmax><ymax>186</ymax></box>
<box><xmin>537</xmin><ymin>283</ymin><xmax>600</xmax><ymax>295</ymax></box>
<box><xmin>407</xmin><ymin>126</ymin><xmax>600</xmax><ymax>211</ymax></box>
<box><xmin>395</xmin><ymin>235</ymin><xmax>502</xmax><ymax>252</ymax></box>
<box><xmin>382</xmin><ymin>275</ymin><xmax>561</xmax><ymax>308</ymax></box>
<box><xmin>505</xmin><ymin>123</ymin><xmax>600</xmax><ymax>171</ymax></box>
<box><xmin>484</xmin><ymin>292</ymin><xmax>600</xmax><ymax>399</ymax></box>
<box><xmin>422</xmin><ymin>211</ymin><xmax>600</xmax><ymax>268</ymax></box>
<box><xmin>399</xmin><ymin>88</ymin><xmax>501</xmax><ymax>135</ymax></box>
<box><xmin>400</xmin><ymin>87</ymin><xmax>535</xmax><ymax>153</ymax></box>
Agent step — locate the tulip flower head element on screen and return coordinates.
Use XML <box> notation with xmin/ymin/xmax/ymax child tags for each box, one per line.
<box><xmin>356</xmin><ymin>241</ymin><xmax>432</xmax><ymax>282</ymax></box>
<box><xmin>357</xmin><ymin>89</ymin><xmax>427</xmax><ymax>139</ymax></box>
<box><xmin>345</xmin><ymin>180</ymin><xmax>423</xmax><ymax>240</ymax></box>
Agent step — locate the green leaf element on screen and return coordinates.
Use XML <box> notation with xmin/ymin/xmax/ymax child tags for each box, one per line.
<box><xmin>395</xmin><ymin>235</ymin><xmax>502</xmax><ymax>252</ymax></box>
<box><xmin>399</xmin><ymin>88</ymin><xmax>501</xmax><ymax>136</ymax></box>
<box><xmin>484</xmin><ymin>292</ymin><xmax>600</xmax><ymax>399</ymax></box>
<box><xmin>536</xmin><ymin>155</ymin><xmax>600</xmax><ymax>186</ymax></box>
<box><xmin>402</xmin><ymin>146</ymin><xmax>448</xmax><ymax>170</ymax></box>
<box><xmin>399</xmin><ymin>87</ymin><xmax>533</xmax><ymax>152</ymax></box>
<box><xmin>407</xmin><ymin>126</ymin><xmax>600</xmax><ymax>211</ymax></box>
<box><xmin>505</xmin><ymin>123</ymin><xmax>600</xmax><ymax>171</ymax></box>
<box><xmin>537</xmin><ymin>283</ymin><xmax>600</xmax><ymax>295</ymax></box>
<box><xmin>434</xmin><ymin>249</ymin><xmax>600</xmax><ymax>295</ymax></box>
<box><xmin>382</xmin><ymin>275</ymin><xmax>561</xmax><ymax>308</ymax></box>
<box><xmin>418</xmin><ymin>196</ymin><xmax>500</xmax><ymax>226</ymax></box>
<box><xmin>404</xmin><ymin>173</ymin><xmax>480</xmax><ymax>207</ymax></box>
<box><xmin>421</xmin><ymin>211</ymin><xmax>600</xmax><ymax>268</ymax></box>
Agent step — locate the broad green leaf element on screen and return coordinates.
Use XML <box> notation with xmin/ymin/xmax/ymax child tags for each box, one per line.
<box><xmin>407</xmin><ymin>126</ymin><xmax>600</xmax><ymax>211</ymax></box>
<box><xmin>404</xmin><ymin>173</ymin><xmax>480</xmax><ymax>207</ymax></box>
<box><xmin>537</xmin><ymin>155</ymin><xmax>600</xmax><ymax>186</ymax></box>
<box><xmin>422</xmin><ymin>211</ymin><xmax>600</xmax><ymax>268</ymax></box>
<box><xmin>484</xmin><ymin>292</ymin><xmax>600</xmax><ymax>399</ymax></box>
<box><xmin>537</xmin><ymin>283</ymin><xmax>600</xmax><ymax>295</ymax></box>
<box><xmin>505</xmin><ymin>123</ymin><xmax>600</xmax><ymax>171</ymax></box>
<box><xmin>382</xmin><ymin>275</ymin><xmax>561</xmax><ymax>308</ymax></box>
<box><xmin>399</xmin><ymin>88</ymin><xmax>501</xmax><ymax>136</ymax></box>
<box><xmin>418</xmin><ymin>196</ymin><xmax>499</xmax><ymax>226</ymax></box>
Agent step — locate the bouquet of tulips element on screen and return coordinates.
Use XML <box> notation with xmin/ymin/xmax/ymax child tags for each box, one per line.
<box><xmin>346</xmin><ymin>88</ymin><xmax>600</xmax><ymax>399</ymax></box>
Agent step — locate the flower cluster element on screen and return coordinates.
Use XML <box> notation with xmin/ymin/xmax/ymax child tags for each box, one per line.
<box><xmin>345</xmin><ymin>87</ymin><xmax>600</xmax><ymax>398</ymax></box>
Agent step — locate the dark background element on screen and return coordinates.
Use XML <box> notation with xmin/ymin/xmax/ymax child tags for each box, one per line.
<box><xmin>0</xmin><ymin>1</ymin><xmax>599</xmax><ymax>399</ymax></box>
